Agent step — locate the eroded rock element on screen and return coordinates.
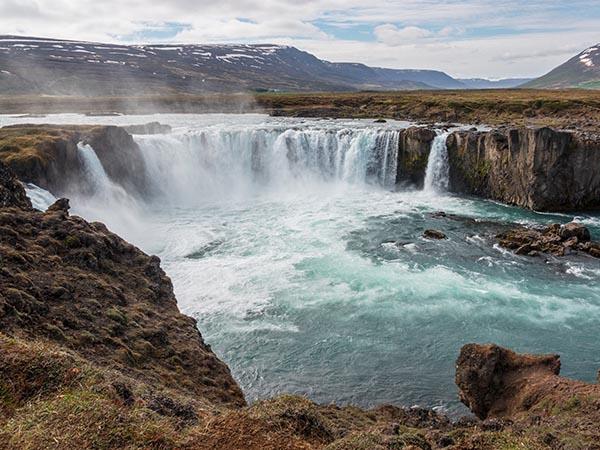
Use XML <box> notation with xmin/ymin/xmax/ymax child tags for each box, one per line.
<box><xmin>0</xmin><ymin>161</ymin><xmax>31</xmax><ymax>209</ymax></box>
<box><xmin>455</xmin><ymin>343</ymin><xmax>561</xmax><ymax>419</ymax></box>
<box><xmin>497</xmin><ymin>222</ymin><xmax>599</xmax><ymax>258</ymax></box>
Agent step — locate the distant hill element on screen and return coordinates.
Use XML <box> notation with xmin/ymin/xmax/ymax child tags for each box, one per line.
<box><xmin>0</xmin><ymin>35</ymin><xmax>541</xmax><ymax>95</ymax></box>
<box><xmin>0</xmin><ymin>35</ymin><xmax>451</xmax><ymax>95</ymax></box>
<box><xmin>457</xmin><ymin>78</ymin><xmax>532</xmax><ymax>89</ymax></box>
<box><xmin>523</xmin><ymin>44</ymin><xmax>600</xmax><ymax>89</ymax></box>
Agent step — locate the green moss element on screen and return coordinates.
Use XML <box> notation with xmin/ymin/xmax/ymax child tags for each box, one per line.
<box><xmin>64</xmin><ymin>235</ymin><xmax>81</xmax><ymax>249</ymax></box>
<box><xmin>44</xmin><ymin>323</ymin><xmax>67</xmax><ymax>341</ymax></box>
<box><xmin>106</xmin><ymin>307</ymin><xmax>128</xmax><ymax>325</ymax></box>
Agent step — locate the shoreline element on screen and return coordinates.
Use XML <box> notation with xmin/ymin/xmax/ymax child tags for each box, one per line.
<box><xmin>0</xmin><ymin>89</ymin><xmax>600</xmax><ymax>134</ymax></box>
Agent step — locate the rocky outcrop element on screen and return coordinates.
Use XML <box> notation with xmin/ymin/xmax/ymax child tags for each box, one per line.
<box><xmin>447</xmin><ymin>127</ymin><xmax>600</xmax><ymax>211</ymax></box>
<box><xmin>396</xmin><ymin>126</ymin><xmax>436</xmax><ymax>188</ymax></box>
<box><xmin>497</xmin><ymin>222</ymin><xmax>600</xmax><ymax>257</ymax></box>
<box><xmin>123</xmin><ymin>122</ymin><xmax>172</xmax><ymax>135</ymax></box>
<box><xmin>0</xmin><ymin>161</ymin><xmax>244</xmax><ymax>406</ymax></box>
<box><xmin>0</xmin><ymin>124</ymin><xmax>147</xmax><ymax>196</ymax></box>
<box><xmin>0</xmin><ymin>161</ymin><xmax>31</xmax><ymax>209</ymax></box>
<box><xmin>456</xmin><ymin>344</ymin><xmax>600</xmax><ymax>422</ymax></box>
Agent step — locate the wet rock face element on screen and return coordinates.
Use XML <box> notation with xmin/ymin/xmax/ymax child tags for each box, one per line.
<box><xmin>447</xmin><ymin>127</ymin><xmax>600</xmax><ymax>211</ymax></box>
<box><xmin>497</xmin><ymin>222</ymin><xmax>599</xmax><ymax>258</ymax></box>
<box><xmin>455</xmin><ymin>344</ymin><xmax>561</xmax><ymax>419</ymax></box>
<box><xmin>396</xmin><ymin>127</ymin><xmax>436</xmax><ymax>188</ymax></box>
<box><xmin>0</xmin><ymin>161</ymin><xmax>31</xmax><ymax>209</ymax></box>
<box><xmin>0</xmin><ymin>165</ymin><xmax>245</xmax><ymax>407</ymax></box>
<box><xmin>423</xmin><ymin>229</ymin><xmax>447</xmax><ymax>239</ymax></box>
<box><xmin>0</xmin><ymin>124</ymin><xmax>147</xmax><ymax>197</ymax></box>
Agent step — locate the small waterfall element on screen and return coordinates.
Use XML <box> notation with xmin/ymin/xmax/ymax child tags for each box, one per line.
<box><xmin>77</xmin><ymin>143</ymin><xmax>132</xmax><ymax>202</ymax></box>
<box><xmin>423</xmin><ymin>132</ymin><xmax>450</xmax><ymax>192</ymax></box>
<box><xmin>24</xmin><ymin>183</ymin><xmax>57</xmax><ymax>211</ymax></box>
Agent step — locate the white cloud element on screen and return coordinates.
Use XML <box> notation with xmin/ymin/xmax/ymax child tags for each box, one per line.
<box><xmin>0</xmin><ymin>0</ymin><xmax>598</xmax><ymax>78</ymax></box>
<box><xmin>374</xmin><ymin>25</ymin><xmax>432</xmax><ymax>45</ymax></box>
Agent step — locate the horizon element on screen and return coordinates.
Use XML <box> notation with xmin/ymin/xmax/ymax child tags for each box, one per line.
<box><xmin>1</xmin><ymin>1</ymin><xmax>598</xmax><ymax>79</ymax></box>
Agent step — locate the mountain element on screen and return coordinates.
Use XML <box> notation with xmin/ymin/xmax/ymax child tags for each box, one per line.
<box><xmin>0</xmin><ymin>35</ymin><xmax>453</xmax><ymax>95</ymax></box>
<box><xmin>523</xmin><ymin>43</ymin><xmax>600</xmax><ymax>89</ymax></box>
<box><xmin>457</xmin><ymin>78</ymin><xmax>532</xmax><ymax>89</ymax></box>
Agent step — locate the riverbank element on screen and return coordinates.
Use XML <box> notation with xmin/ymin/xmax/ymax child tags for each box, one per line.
<box><xmin>1</xmin><ymin>89</ymin><xmax>600</xmax><ymax>133</ymax></box>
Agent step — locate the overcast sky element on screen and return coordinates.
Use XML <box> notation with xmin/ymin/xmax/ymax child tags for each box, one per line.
<box><xmin>1</xmin><ymin>0</ymin><xmax>599</xmax><ymax>78</ymax></box>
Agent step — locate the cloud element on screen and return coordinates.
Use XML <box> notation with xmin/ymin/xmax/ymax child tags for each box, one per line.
<box><xmin>373</xmin><ymin>24</ymin><xmax>432</xmax><ymax>45</ymax></box>
<box><xmin>0</xmin><ymin>0</ymin><xmax>598</xmax><ymax>77</ymax></box>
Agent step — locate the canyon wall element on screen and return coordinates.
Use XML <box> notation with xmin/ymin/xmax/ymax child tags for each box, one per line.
<box><xmin>446</xmin><ymin>127</ymin><xmax>600</xmax><ymax>211</ymax></box>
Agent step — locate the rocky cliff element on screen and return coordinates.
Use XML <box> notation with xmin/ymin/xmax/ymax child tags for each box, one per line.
<box><xmin>446</xmin><ymin>127</ymin><xmax>600</xmax><ymax>211</ymax></box>
<box><xmin>0</xmin><ymin>124</ymin><xmax>147</xmax><ymax>196</ymax></box>
<box><xmin>396</xmin><ymin>127</ymin><xmax>436</xmax><ymax>188</ymax></box>
<box><xmin>0</xmin><ymin>167</ymin><xmax>244</xmax><ymax>407</ymax></box>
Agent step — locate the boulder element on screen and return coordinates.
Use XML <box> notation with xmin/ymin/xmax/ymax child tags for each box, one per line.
<box><xmin>497</xmin><ymin>222</ymin><xmax>598</xmax><ymax>258</ymax></box>
<box><xmin>423</xmin><ymin>229</ymin><xmax>447</xmax><ymax>240</ymax></box>
<box><xmin>559</xmin><ymin>222</ymin><xmax>591</xmax><ymax>242</ymax></box>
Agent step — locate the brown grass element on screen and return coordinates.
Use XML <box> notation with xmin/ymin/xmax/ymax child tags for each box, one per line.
<box><xmin>2</xmin><ymin>90</ymin><xmax>599</xmax><ymax>131</ymax></box>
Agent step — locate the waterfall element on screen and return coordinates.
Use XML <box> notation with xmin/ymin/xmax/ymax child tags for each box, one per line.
<box><xmin>24</xmin><ymin>183</ymin><xmax>57</xmax><ymax>211</ymax></box>
<box><xmin>423</xmin><ymin>132</ymin><xmax>450</xmax><ymax>193</ymax></box>
<box><xmin>134</xmin><ymin>127</ymin><xmax>402</xmax><ymax>204</ymax></box>
<box><xmin>77</xmin><ymin>142</ymin><xmax>134</xmax><ymax>204</ymax></box>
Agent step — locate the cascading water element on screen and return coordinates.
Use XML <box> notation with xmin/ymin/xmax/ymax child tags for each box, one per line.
<box><xmin>77</xmin><ymin>142</ymin><xmax>139</xmax><ymax>205</ymax></box>
<box><xmin>24</xmin><ymin>183</ymin><xmax>57</xmax><ymax>211</ymax></box>
<box><xmin>134</xmin><ymin>127</ymin><xmax>402</xmax><ymax>204</ymax></box>
<box><xmin>73</xmin><ymin>142</ymin><xmax>142</xmax><ymax>239</ymax></box>
<box><xmin>423</xmin><ymin>132</ymin><xmax>450</xmax><ymax>193</ymax></box>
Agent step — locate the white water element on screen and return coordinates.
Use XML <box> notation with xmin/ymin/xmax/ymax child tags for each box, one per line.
<box><xmin>24</xmin><ymin>183</ymin><xmax>57</xmax><ymax>211</ymax></box>
<box><xmin>423</xmin><ymin>132</ymin><xmax>450</xmax><ymax>192</ymax></box>
<box><xmin>135</xmin><ymin>127</ymin><xmax>402</xmax><ymax>206</ymax></box>
<box><xmin>4</xmin><ymin>113</ymin><xmax>599</xmax><ymax>416</ymax></box>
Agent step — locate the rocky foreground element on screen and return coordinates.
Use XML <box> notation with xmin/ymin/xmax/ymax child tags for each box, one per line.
<box><xmin>1</xmin><ymin>156</ymin><xmax>600</xmax><ymax>449</ymax></box>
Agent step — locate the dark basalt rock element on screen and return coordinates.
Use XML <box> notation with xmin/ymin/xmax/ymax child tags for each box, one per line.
<box><xmin>497</xmin><ymin>222</ymin><xmax>599</xmax><ymax>258</ymax></box>
<box><xmin>423</xmin><ymin>229</ymin><xmax>447</xmax><ymax>240</ymax></box>
<box><xmin>396</xmin><ymin>127</ymin><xmax>437</xmax><ymax>188</ymax></box>
<box><xmin>446</xmin><ymin>127</ymin><xmax>600</xmax><ymax>211</ymax></box>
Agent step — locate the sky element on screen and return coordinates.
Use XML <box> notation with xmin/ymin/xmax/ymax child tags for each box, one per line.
<box><xmin>1</xmin><ymin>0</ymin><xmax>599</xmax><ymax>79</ymax></box>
